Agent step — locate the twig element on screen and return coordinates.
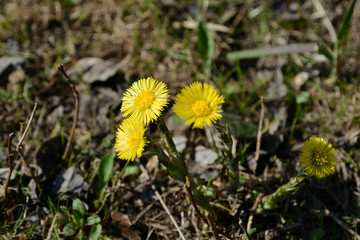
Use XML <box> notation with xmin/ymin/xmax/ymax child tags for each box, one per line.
<box><xmin>132</xmin><ymin>201</ymin><xmax>156</xmax><ymax>225</ymax></box>
<box><xmin>16</xmin><ymin>102</ymin><xmax>38</xmax><ymax>152</ymax></box>
<box><xmin>57</xmin><ymin>64</ymin><xmax>79</xmax><ymax>161</ymax></box>
<box><xmin>247</xmin><ymin>192</ymin><xmax>263</xmax><ymax>231</ymax></box>
<box><xmin>239</xmin><ymin>218</ymin><xmax>251</xmax><ymax>240</ymax></box>
<box><xmin>13</xmin><ymin>102</ymin><xmax>43</xmax><ymax>194</ymax></box>
<box><xmin>16</xmin><ymin>101</ymin><xmax>38</xmax><ymax>176</ymax></box>
<box><xmin>136</xmin><ymin>159</ymin><xmax>187</xmax><ymax>240</ymax></box>
<box><xmin>254</xmin><ymin>96</ymin><xmax>264</xmax><ymax>172</ymax></box>
<box><xmin>4</xmin><ymin>133</ymin><xmax>14</xmax><ymax>201</ymax></box>
<box><xmin>46</xmin><ymin>213</ymin><xmax>58</xmax><ymax>240</ymax></box>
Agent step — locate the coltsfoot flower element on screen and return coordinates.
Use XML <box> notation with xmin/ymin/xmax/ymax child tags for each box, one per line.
<box><xmin>173</xmin><ymin>82</ymin><xmax>224</xmax><ymax>128</ymax></box>
<box><xmin>121</xmin><ymin>77</ymin><xmax>169</xmax><ymax>124</ymax></box>
<box><xmin>299</xmin><ymin>137</ymin><xmax>337</xmax><ymax>179</ymax></box>
<box><xmin>114</xmin><ymin>118</ymin><xmax>149</xmax><ymax>161</ymax></box>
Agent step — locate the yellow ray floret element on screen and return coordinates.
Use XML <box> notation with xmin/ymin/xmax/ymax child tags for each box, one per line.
<box><xmin>173</xmin><ymin>82</ymin><xmax>225</xmax><ymax>128</ymax></box>
<box><xmin>114</xmin><ymin>118</ymin><xmax>149</xmax><ymax>161</ymax></box>
<box><xmin>299</xmin><ymin>137</ymin><xmax>337</xmax><ymax>179</ymax></box>
<box><xmin>121</xmin><ymin>77</ymin><xmax>169</xmax><ymax>124</ymax></box>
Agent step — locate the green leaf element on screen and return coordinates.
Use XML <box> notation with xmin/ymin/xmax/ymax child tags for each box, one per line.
<box><xmin>99</xmin><ymin>154</ymin><xmax>114</xmax><ymax>189</ymax></box>
<box><xmin>124</xmin><ymin>165</ymin><xmax>139</xmax><ymax>175</ymax></box>
<box><xmin>198</xmin><ymin>22</ymin><xmax>214</xmax><ymax>75</ymax></box>
<box><xmin>72</xmin><ymin>199</ymin><xmax>85</xmax><ymax>226</ymax></box>
<box><xmin>77</xmin><ymin>230</ymin><xmax>87</xmax><ymax>240</ymax></box>
<box><xmin>296</xmin><ymin>91</ymin><xmax>310</xmax><ymax>104</ymax></box>
<box><xmin>63</xmin><ymin>222</ymin><xmax>76</xmax><ymax>236</ymax></box>
<box><xmin>90</xmin><ymin>224</ymin><xmax>102</xmax><ymax>240</ymax></box>
<box><xmin>337</xmin><ymin>0</ymin><xmax>357</xmax><ymax>41</ymax></box>
<box><xmin>318</xmin><ymin>45</ymin><xmax>334</xmax><ymax>62</ymax></box>
<box><xmin>85</xmin><ymin>215</ymin><xmax>101</xmax><ymax>226</ymax></box>
<box><xmin>241</xmin><ymin>227</ymin><xmax>256</xmax><ymax>240</ymax></box>
<box><xmin>308</xmin><ymin>228</ymin><xmax>325</xmax><ymax>240</ymax></box>
<box><xmin>204</xmin><ymin>187</ymin><xmax>214</xmax><ymax>197</ymax></box>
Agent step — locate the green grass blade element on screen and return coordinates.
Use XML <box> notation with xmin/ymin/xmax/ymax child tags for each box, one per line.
<box><xmin>198</xmin><ymin>22</ymin><xmax>214</xmax><ymax>75</ymax></box>
<box><xmin>337</xmin><ymin>0</ymin><xmax>357</xmax><ymax>41</ymax></box>
<box><xmin>318</xmin><ymin>45</ymin><xmax>334</xmax><ymax>62</ymax></box>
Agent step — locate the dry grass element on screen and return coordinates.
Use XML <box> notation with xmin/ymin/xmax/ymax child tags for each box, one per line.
<box><xmin>1</xmin><ymin>0</ymin><xmax>360</xmax><ymax>239</ymax></box>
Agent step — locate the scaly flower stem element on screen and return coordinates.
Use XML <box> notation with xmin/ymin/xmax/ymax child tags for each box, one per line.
<box><xmin>214</xmin><ymin>122</ymin><xmax>239</xmax><ymax>191</ymax></box>
<box><xmin>156</xmin><ymin>117</ymin><xmax>187</xmax><ymax>173</ymax></box>
<box><xmin>155</xmin><ymin>118</ymin><xmax>215</xmax><ymax>215</ymax></box>
<box><xmin>258</xmin><ymin>170</ymin><xmax>306</xmax><ymax>212</ymax></box>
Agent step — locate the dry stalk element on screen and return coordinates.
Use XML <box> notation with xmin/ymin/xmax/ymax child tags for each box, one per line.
<box><xmin>254</xmin><ymin>96</ymin><xmax>264</xmax><ymax>172</ymax></box>
<box><xmin>247</xmin><ymin>192</ymin><xmax>264</xmax><ymax>232</ymax></box>
<box><xmin>4</xmin><ymin>133</ymin><xmax>14</xmax><ymax>201</ymax></box>
<box><xmin>16</xmin><ymin>101</ymin><xmax>38</xmax><ymax>176</ymax></box>
<box><xmin>325</xmin><ymin>209</ymin><xmax>360</xmax><ymax>240</ymax></box>
<box><xmin>239</xmin><ymin>218</ymin><xmax>251</xmax><ymax>240</ymax></box>
<box><xmin>311</xmin><ymin>0</ymin><xmax>337</xmax><ymax>43</ymax></box>
<box><xmin>46</xmin><ymin>213</ymin><xmax>58</xmax><ymax>240</ymax></box>
<box><xmin>57</xmin><ymin>64</ymin><xmax>79</xmax><ymax>161</ymax></box>
<box><xmin>14</xmin><ymin>102</ymin><xmax>43</xmax><ymax>194</ymax></box>
<box><xmin>136</xmin><ymin>159</ymin><xmax>187</xmax><ymax>240</ymax></box>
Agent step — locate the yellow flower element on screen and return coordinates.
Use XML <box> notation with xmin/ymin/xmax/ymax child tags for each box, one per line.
<box><xmin>121</xmin><ymin>77</ymin><xmax>169</xmax><ymax>124</ymax></box>
<box><xmin>299</xmin><ymin>137</ymin><xmax>337</xmax><ymax>179</ymax></box>
<box><xmin>114</xmin><ymin>118</ymin><xmax>149</xmax><ymax>161</ymax></box>
<box><xmin>173</xmin><ymin>82</ymin><xmax>224</xmax><ymax>128</ymax></box>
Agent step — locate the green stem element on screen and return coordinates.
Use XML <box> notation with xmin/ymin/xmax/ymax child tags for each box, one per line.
<box><xmin>117</xmin><ymin>160</ymin><xmax>130</xmax><ymax>180</ymax></box>
<box><xmin>333</xmin><ymin>40</ymin><xmax>340</xmax><ymax>77</ymax></box>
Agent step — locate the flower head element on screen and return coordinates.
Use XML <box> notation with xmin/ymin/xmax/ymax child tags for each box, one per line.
<box><xmin>173</xmin><ymin>82</ymin><xmax>224</xmax><ymax>128</ymax></box>
<box><xmin>121</xmin><ymin>77</ymin><xmax>169</xmax><ymax>124</ymax></box>
<box><xmin>299</xmin><ymin>137</ymin><xmax>337</xmax><ymax>179</ymax></box>
<box><xmin>114</xmin><ymin>118</ymin><xmax>149</xmax><ymax>161</ymax></box>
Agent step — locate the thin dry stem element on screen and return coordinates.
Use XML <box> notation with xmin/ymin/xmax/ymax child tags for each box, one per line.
<box><xmin>4</xmin><ymin>133</ymin><xmax>14</xmax><ymax>201</ymax></box>
<box><xmin>57</xmin><ymin>64</ymin><xmax>79</xmax><ymax>161</ymax></box>
<box><xmin>16</xmin><ymin>101</ymin><xmax>38</xmax><ymax>176</ymax></box>
<box><xmin>46</xmin><ymin>213</ymin><xmax>58</xmax><ymax>240</ymax></box>
<box><xmin>239</xmin><ymin>218</ymin><xmax>251</xmax><ymax>240</ymax></box>
<box><xmin>325</xmin><ymin>209</ymin><xmax>360</xmax><ymax>240</ymax></box>
<box><xmin>247</xmin><ymin>192</ymin><xmax>264</xmax><ymax>232</ymax></box>
<box><xmin>311</xmin><ymin>0</ymin><xmax>337</xmax><ymax>43</ymax></box>
<box><xmin>254</xmin><ymin>96</ymin><xmax>264</xmax><ymax>172</ymax></box>
<box><xmin>136</xmin><ymin>159</ymin><xmax>187</xmax><ymax>240</ymax></box>
<box><xmin>16</xmin><ymin>102</ymin><xmax>38</xmax><ymax>152</ymax></box>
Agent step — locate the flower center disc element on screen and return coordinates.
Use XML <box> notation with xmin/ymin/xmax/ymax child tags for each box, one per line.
<box><xmin>135</xmin><ymin>91</ymin><xmax>156</xmax><ymax>110</ymax></box>
<box><xmin>128</xmin><ymin>132</ymin><xmax>141</xmax><ymax>149</ymax></box>
<box><xmin>314</xmin><ymin>153</ymin><xmax>327</xmax><ymax>165</ymax></box>
<box><xmin>192</xmin><ymin>100</ymin><xmax>211</xmax><ymax>117</ymax></box>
